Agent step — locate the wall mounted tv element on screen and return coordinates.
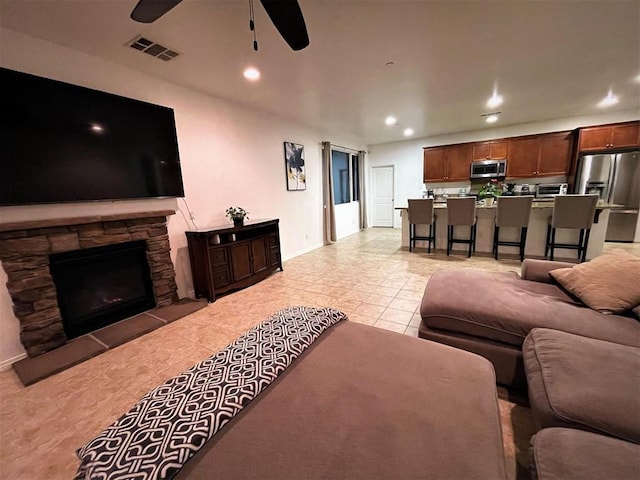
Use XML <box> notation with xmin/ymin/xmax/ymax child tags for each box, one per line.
<box><xmin>0</xmin><ymin>67</ymin><xmax>185</xmax><ymax>206</ymax></box>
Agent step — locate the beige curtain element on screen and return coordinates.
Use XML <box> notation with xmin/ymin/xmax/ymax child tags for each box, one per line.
<box><xmin>322</xmin><ymin>141</ymin><xmax>337</xmax><ymax>244</ymax></box>
<box><xmin>358</xmin><ymin>150</ymin><xmax>368</xmax><ymax>229</ymax></box>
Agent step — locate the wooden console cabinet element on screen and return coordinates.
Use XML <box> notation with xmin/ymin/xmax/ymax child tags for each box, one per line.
<box><xmin>186</xmin><ymin>219</ymin><xmax>282</xmax><ymax>302</ymax></box>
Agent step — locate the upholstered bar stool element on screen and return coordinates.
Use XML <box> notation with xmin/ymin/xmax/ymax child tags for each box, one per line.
<box><xmin>493</xmin><ymin>196</ymin><xmax>534</xmax><ymax>262</ymax></box>
<box><xmin>408</xmin><ymin>198</ymin><xmax>436</xmax><ymax>253</ymax></box>
<box><xmin>545</xmin><ymin>194</ymin><xmax>598</xmax><ymax>262</ymax></box>
<box><xmin>446</xmin><ymin>197</ymin><xmax>477</xmax><ymax>258</ymax></box>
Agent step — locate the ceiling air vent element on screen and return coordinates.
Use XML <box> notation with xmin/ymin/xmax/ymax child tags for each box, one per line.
<box><xmin>128</xmin><ymin>35</ymin><xmax>180</xmax><ymax>62</ymax></box>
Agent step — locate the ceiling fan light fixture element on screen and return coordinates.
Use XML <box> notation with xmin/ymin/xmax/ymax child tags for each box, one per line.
<box><xmin>485</xmin><ymin>114</ymin><xmax>499</xmax><ymax>124</ymax></box>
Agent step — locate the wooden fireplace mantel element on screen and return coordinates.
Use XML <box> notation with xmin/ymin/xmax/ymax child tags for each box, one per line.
<box><xmin>0</xmin><ymin>210</ymin><xmax>176</xmax><ymax>233</ymax></box>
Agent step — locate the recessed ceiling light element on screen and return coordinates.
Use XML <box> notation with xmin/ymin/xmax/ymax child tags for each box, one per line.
<box><xmin>89</xmin><ymin>123</ymin><xmax>104</xmax><ymax>133</ymax></box>
<box><xmin>485</xmin><ymin>114</ymin><xmax>499</xmax><ymax>124</ymax></box>
<box><xmin>243</xmin><ymin>67</ymin><xmax>260</xmax><ymax>81</ymax></box>
<box><xmin>385</xmin><ymin>116</ymin><xmax>397</xmax><ymax>126</ymax></box>
<box><xmin>598</xmin><ymin>90</ymin><xmax>619</xmax><ymax>108</ymax></box>
<box><xmin>487</xmin><ymin>91</ymin><xmax>503</xmax><ymax>109</ymax></box>
<box><xmin>403</xmin><ymin>128</ymin><xmax>414</xmax><ymax>136</ymax></box>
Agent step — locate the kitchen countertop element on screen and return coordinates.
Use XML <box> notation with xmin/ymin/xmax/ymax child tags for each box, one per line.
<box><xmin>395</xmin><ymin>201</ymin><xmax>622</xmax><ymax>210</ymax></box>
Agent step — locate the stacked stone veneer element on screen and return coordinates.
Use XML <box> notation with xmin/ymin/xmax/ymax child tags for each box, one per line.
<box><xmin>0</xmin><ymin>210</ymin><xmax>179</xmax><ymax>357</ymax></box>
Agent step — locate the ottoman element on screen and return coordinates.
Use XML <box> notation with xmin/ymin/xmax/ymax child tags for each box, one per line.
<box><xmin>523</xmin><ymin>328</ymin><xmax>640</xmax><ymax>443</ymax></box>
<box><xmin>531</xmin><ymin>427</ymin><xmax>640</xmax><ymax>480</ymax></box>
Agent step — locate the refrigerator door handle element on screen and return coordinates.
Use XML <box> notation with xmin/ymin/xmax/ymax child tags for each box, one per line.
<box><xmin>607</xmin><ymin>155</ymin><xmax>618</xmax><ymax>204</ymax></box>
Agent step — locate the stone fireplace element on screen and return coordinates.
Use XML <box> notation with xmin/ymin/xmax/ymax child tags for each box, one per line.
<box><xmin>0</xmin><ymin>210</ymin><xmax>179</xmax><ymax>357</ymax></box>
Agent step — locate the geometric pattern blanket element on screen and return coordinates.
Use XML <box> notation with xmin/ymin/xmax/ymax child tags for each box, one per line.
<box><xmin>75</xmin><ymin>306</ymin><xmax>347</xmax><ymax>480</ymax></box>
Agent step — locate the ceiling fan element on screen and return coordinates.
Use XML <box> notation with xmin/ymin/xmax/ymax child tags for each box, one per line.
<box><xmin>130</xmin><ymin>0</ymin><xmax>310</xmax><ymax>51</ymax></box>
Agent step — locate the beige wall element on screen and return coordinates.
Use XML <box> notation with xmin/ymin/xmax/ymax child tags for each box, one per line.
<box><xmin>0</xmin><ymin>28</ymin><xmax>363</xmax><ymax>367</ymax></box>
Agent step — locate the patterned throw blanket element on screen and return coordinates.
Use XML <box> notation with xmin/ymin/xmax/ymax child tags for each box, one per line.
<box><xmin>75</xmin><ymin>306</ymin><xmax>347</xmax><ymax>480</ymax></box>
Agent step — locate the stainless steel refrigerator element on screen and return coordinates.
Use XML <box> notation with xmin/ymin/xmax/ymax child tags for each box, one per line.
<box><xmin>575</xmin><ymin>151</ymin><xmax>640</xmax><ymax>242</ymax></box>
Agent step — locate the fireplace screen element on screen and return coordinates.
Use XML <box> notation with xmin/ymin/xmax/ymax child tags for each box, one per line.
<box><xmin>49</xmin><ymin>240</ymin><xmax>156</xmax><ymax>339</ymax></box>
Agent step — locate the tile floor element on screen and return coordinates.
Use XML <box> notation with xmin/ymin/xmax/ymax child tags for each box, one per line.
<box><xmin>1</xmin><ymin>229</ymin><xmax>635</xmax><ymax>480</ymax></box>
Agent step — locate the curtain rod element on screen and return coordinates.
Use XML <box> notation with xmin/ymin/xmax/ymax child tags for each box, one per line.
<box><xmin>323</xmin><ymin>143</ymin><xmax>362</xmax><ymax>154</ymax></box>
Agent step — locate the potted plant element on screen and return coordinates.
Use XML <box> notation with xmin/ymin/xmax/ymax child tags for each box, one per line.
<box><xmin>478</xmin><ymin>180</ymin><xmax>502</xmax><ymax>206</ymax></box>
<box><xmin>226</xmin><ymin>207</ymin><xmax>249</xmax><ymax>227</ymax></box>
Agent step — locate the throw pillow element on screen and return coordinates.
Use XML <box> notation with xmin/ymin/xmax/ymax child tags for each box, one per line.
<box><xmin>550</xmin><ymin>250</ymin><xmax>640</xmax><ymax>313</ymax></box>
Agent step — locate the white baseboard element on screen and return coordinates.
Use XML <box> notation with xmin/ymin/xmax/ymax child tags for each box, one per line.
<box><xmin>0</xmin><ymin>353</ymin><xmax>27</xmax><ymax>372</ymax></box>
<box><xmin>282</xmin><ymin>243</ymin><xmax>322</xmax><ymax>262</ymax></box>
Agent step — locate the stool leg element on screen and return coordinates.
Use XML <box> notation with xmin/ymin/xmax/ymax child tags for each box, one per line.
<box><xmin>409</xmin><ymin>224</ymin><xmax>413</xmax><ymax>252</ymax></box>
<box><xmin>427</xmin><ymin>223</ymin><xmax>432</xmax><ymax>254</ymax></box>
<box><xmin>473</xmin><ymin>224</ymin><xmax>478</xmax><ymax>253</ymax></box>
<box><xmin>581</xmin><ymin>229</ymin><xmax>591</xmax><ymax>263</ymax></box>
<box><xmin>447</xmin><ymin>225</ymin><xmax>452</xmax><ymax>256</ymax></box>
<box><xmin>520</xmin><ymin>227</ymin><xmax>528</xmax><ymax>262</ymax></box>
<box><xmin>432</xmin><ymin>221</ymin><xmax>437</xmax><ymax>252</ymax></box>
<box><xmin>493</xmin><ymin>225</ymin><xmax>499</xmax><ymax>260</ymax></box>
<box><xmin>545</xmin><ymin>224</ymin><xmax>551</xmax><ymax>258</ymax></box>
<box><xmin>550</xmin><ymin>228</ymin><xmax>556</xmax><ymax>261</ymax></box>
<box><xmin>468</xmin><ymin>226</ymin><xmax>472</xmax><ymax>258</ymax></box>
<box><xmin>577</xmin><ymin>229</ymin><xmax>585</xmax><ymax>261</ymax></box>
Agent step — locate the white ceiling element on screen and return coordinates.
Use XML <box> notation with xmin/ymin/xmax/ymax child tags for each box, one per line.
<box><xmin>1</xmin><ymin>0</ymin><xmax>639</xmax><ymax>145</ymax></box>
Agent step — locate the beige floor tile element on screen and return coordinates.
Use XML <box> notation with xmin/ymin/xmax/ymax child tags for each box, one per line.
<box><xmin>379</xmin><ymin>307</ymin><xmax>414</xmax><ymax>325</ymax></box>
<box><xmin>388</xmin><ymin>297</ymin><xmax>420</xmax><ymax>312</ymax></box>
<box><xmin>373</xmin><ymin>320</ymin><xmax>407</xmax><ymax>334</ymax></box>
<box><xmin>0</xmin><ymin>227</ymin><xmax>556</xmax><ymax>480</ymax></box>
<box><xmin>403</xmin><ymin>326</ymin><xmax>420</xmax><ymax>337</ymax></box>
<box><xmin>351</xmin><ymin>303</ymin><xmax>386</xmax><ymax>319</ymax></box>
<box><xmin>361</xmin><ymin>293</ymin><xmax>395</xmax><ymax>307</ymax></box>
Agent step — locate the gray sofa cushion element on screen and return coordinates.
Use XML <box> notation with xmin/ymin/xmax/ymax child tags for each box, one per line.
<box><xmin>420</xmin><ymin>268</ymin><xmax>640</xmax><ymax>348</ymax></box>
<box><xmin>524</xmin><ymin>328</ymin><xmax>640</xmax><ymax>444</ymax></box>
<box><xmin>531</xmin><ymin>428</ymin><xmax>640</xmax><ymax>480</ymax></box>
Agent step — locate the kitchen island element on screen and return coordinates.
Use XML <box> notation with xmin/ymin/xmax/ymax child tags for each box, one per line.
<box><xmin>396</xmin><ymin>200</ymin><xmax>619</xmax><ymax>260</ymax></box>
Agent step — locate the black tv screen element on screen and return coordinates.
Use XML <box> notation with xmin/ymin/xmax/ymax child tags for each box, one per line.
<box><xmin>0</xmin><ymin>67</ymin><xmax>184</xmax><ymax>206</ymax></box>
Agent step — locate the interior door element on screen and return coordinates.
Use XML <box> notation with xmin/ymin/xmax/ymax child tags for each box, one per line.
<box><xmin>372</xmin><ymin>166</ymin><xmax>394</xmax><ymax>227</ymax></box>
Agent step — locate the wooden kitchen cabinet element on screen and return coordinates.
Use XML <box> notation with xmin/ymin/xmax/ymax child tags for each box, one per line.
<box><xmin>537</xmin><ymin>131</ymin><xmax>573</xmax><ymax>176</ymax></box>
<box><xmin>578</xmin><ymin>121</ymin><xmax>640</xmax><ymax>152</ymax></box>
<box><xmin>423</xmin><ymin>147</ymin><xmax>446</xmax><ymax>182</ymax></box>
<box><xmin>186</xmin><ymin>219</ymin><xmax>282</xmax><ymax>302</ymax></box>
<box><xmin>506</xmin><ymin>136</ymin><xmax>539</xmax><ymax>177</ymax></box>
<box><xmin>472</xmin><ymin>140</ymin><xmax>508</xmax><ymax>161</ymax></box>
<box><xmin>506</xmin><ymin>131</ymin><xmax>573</xmax><ymax>178</ymax></box>
<box><xmin>423</xmin><ymin>143</ymin><xmax>472</xmax><ymax>182</ymax></box>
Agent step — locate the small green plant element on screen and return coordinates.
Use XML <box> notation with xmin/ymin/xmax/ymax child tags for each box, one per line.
<box><xmin>225</xmin><ymin>207</ymin><xmax>249</xmax><ymax>221</ymax></box>
<box><xmin>478</xmin><ymin>179</ymin><xmax>503</xmax><ymax>199</ymax></box>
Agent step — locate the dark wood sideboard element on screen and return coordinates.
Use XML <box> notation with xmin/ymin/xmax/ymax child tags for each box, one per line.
<box><xmin>186</xmin><ymin>218</ymin><xmax>282</xmax><ymax>302</ymax></box>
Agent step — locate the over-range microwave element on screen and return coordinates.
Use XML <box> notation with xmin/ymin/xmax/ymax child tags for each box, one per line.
<box><xmin>470</xmin><ymin>159</ymin><xmax>507</xmax><ymax>179</ymax></box>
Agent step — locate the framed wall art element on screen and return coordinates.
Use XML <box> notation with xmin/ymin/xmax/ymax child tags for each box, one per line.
<box><xmin>284</xmin><ymin>141</ymin><xmax>306</xmax><ymax>191</ymax></box>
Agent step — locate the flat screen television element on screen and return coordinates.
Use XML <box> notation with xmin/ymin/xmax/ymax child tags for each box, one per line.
<box><xmin>0</xmin><ymin>67</ymin><xmax>185</xmax><ymax>206</ymax></box>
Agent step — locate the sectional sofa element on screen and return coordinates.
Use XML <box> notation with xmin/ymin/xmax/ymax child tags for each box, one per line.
<box><xmin>420</xmin><ymin>249</ymin><xmax>640</xmax><ymax>479</ymax></box>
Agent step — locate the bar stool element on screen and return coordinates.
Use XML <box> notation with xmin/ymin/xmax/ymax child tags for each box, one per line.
<box><xmin>408</xmin><ymin>198</ymin><xmax>436</xmax><ymax>253</ymax></box>
<box><xmin>493</xmin><ymin>196</ymin><xmax>534</xmax><ymax>262</ymax></box>
<box><xmin>545</xmin><ymin>194</ymin><xmax>599</xmax><ymax>262</ymax></box>
<box><xmin>446</xmin><ymin>197</ymin><xmax>477</xmax><ymax>258</ymax></box>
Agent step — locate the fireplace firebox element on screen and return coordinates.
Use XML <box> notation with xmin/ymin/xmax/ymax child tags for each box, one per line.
<box><xmin>49</xmin><ymin>240</ymin><xmax>156</xmax><ymax>339</ymax></box>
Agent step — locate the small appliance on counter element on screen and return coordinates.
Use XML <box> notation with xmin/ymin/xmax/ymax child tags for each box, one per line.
<box><xmin>535</xmin><ymin>183</ymin><xmax>568</xmax><ymax>198</ymax></box>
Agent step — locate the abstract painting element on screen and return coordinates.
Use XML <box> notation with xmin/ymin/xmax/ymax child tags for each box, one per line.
<box><xmin>284</xmin><ymin>142</ymin><xmax>306</xmax><ymax>191</ymax></box>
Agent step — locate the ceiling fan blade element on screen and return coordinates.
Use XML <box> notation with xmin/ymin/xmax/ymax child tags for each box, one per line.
<box><xmin>131</xmin><ymin>0</ymin><xmax>183</xmax><ymax>23</ymax></box>
<box><xmin>259</xmin><ymin>0</ymin><xmax>309</xmax><ymax>51</ymax></box>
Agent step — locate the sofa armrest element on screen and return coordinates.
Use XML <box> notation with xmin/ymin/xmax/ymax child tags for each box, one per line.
<box><xmin>521</xmin><ymin>259</ymin><xmax>575</xmax><ymax>284</ymax></box>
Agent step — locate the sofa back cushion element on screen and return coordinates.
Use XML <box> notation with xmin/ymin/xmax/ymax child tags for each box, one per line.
<box><xmin>550</xmin><ymin>250</ymin><xmax>640</xmax><ymax>314</ymax></box>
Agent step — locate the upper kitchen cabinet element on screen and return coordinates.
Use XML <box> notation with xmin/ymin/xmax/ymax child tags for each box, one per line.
<box><xmin>423</xmin><ymin>144</ymin><xmax>472</xmax><ymax>182</ymax></box>
<box><xmin>472</xmin><ymin>140</ymin><xmax>508</xmax><ymax>161</ymax></box>
<box><xmin>506</xmin><ymin>131</ymin><xmax>573</xmax><ymax>178</ymax></box>
<box><xmin>578</xmin><ymin>121</ymin><xmax>640</xmax><ymax>152</ymax></box>
<box><xmin>506</xmin><ymin>136</ymin><xmax>540</xmax><ymax>177</ymax></box>
<box><xmin>538</xmin><ymin>131</ymin><xmax>574</xmax><ymax>176</ymax></box>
